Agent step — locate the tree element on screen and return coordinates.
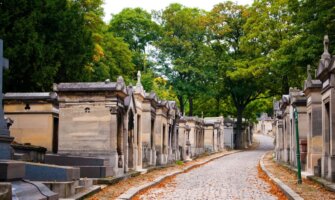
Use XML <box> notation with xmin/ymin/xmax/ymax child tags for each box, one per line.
<box><xmin>95</xmin><ymin>33</ymin><xmax>135</xmax><ymax>82</ymax></box>
<box><xmin>155</xmin><ymin>3</ymin><xmax>210</xmax><ymax>115</ymax></box>
<box><xmin>0</xmin><ymin>0</ymin><xmax>94</xmax><ymax>92</ymax></box>
<box><xmin>109</xmin><ymin>8</ymin><xmax>160</xmax><ymax>72</ymax></box>
<box><xmin>206</xmin><ymin>1</ymin><xmax>274</xmax><ymax>148</ymax></box>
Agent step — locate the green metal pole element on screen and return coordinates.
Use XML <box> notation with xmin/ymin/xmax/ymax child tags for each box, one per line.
<box><xmin>294</xmin><ymin>107</ymin><xmax>302</xmax><ymax>184</ymax></box>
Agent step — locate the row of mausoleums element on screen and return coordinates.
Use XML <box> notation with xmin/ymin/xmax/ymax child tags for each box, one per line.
<box><xmin>4</xmin><ymin>72</ymin><xmax>251</xmax><ymax>183</ymax></box>
<box><xmin>273</xmin><ymin>35</ymin><xmax>335</xmax><ymax>182</ymax></box>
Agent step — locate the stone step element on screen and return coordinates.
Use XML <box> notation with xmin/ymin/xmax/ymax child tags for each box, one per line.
<box><xmin>78</xmin><ymin>178</ymin><xmax>93</xmax><ymax>187</ymax></box>
<box><xmin>74</xmin><ymin>185</ymin><xmax>85</xmax><ymax>194</ymax></box>
<box><xmin>60</xmin><ymin>185</ymin><xmax>101</xmax><ymax>200</ymax></box>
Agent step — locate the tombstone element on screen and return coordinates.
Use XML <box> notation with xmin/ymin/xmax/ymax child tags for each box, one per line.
<box><xmin>304</xmin><ymin>65</ymin><xmax>322</xmax><ymax>175</ymax></box>
<box><xmin>316</xmin><ymin>35</ymin><xmax>335</xmax><ymax>181</ymax></box>
<box><xmin>4</xmin><ymin>92</ymin><xmax>59</xmax><ymax>153</ymax></box>
<box><xmin>54</xmin><ymin>77</ymin><xmax>129</xmax><ymax>177</ymax></box>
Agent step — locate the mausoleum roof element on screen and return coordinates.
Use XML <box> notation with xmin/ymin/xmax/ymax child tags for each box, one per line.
<box><xmin>4</xmin><ymin>92</ymin><xmax>57</xmax><ymax>100</ymax></box>
<box><xmin>55</xmin><ymin>82</ymin><xmax>126</xmax><ymax>92</ymax></box>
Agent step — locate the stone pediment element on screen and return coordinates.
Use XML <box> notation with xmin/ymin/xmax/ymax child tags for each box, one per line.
<box><xmin>124</xmin><ymin>86</ymin><xmax>137</xmax><ymax>114</ymax></box>
<box><xmin>204</xmin><ymin>121</ymin><xmax>214</xmax><ymax>126</ymax></box>
<box><xmin>134</xmin><ymin>85</ymin><xmax>146</xmax><ymax>98</ymax></box>
<box><xmin>145</xmin><ymin>92</ymin><xmax>159</xmax><ymax>105</ymax></box>
<box><xmin>223</xmin><ymin>117</ymin><xmax>234</xmax><ymax>127</ymax></box>
<box><xmin>304</xmin><ymin>79</ymin><xmax>322</xmax><ymax>92</ymax></box>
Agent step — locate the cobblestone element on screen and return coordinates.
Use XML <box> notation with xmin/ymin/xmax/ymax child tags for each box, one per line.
<box><xmin>139</xmin><ymin>134</ymin><xmax>276</xmax><ymax>200</ymax></box>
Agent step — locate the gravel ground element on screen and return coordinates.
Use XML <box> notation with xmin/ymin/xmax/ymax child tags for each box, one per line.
<box><xmin>88</xmin><ymin>149</ymin><xmax>239</xmax><ymax>200</ymax></box>
<box><xmin>138</xmin><ymin>134</ymin><xmax>277</xmax><ymax>200</ymax></box>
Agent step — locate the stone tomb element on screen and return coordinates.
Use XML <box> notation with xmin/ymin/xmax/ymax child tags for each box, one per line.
<box><xmin>204</xmin><ymin>121</ymin><xmax>215</xmax><ymax>152</ymax></box>
<box><xmin>55</xmin><ymin>77</ymin><xmax>136</xmax><ymax>177</ymax></box>
<box><xmin>273</xmin><ymin>100</ymin><xmax>284</xmax><ymax>161</ymax></box>
<box><xmin>155</xmin><ymin>100</ymin><xmax>169</xmax><ymax>165</ymax></box>
<box><xmin>4</xmin><ymin>92</ymin><xmax>59</xmax><ymax>153</ymax></box>
<box><xmin>178</xmin><ymin>118</ymin><xmax>191</xmax><ymax>161</ymax></box>
<box><xmin>223</xmin><ymin>117</ymin><xmax>235</xmax><ymax>149</ymax></box>
<box><xmin>167</xmin><ymin>101</ymin><xmax>180</xmax><ymax>163</ymax></box>
<box><xmin>304</xmin><ymin>67</ymin><xmax>322</xmax><ymax>175</ymax></box>
<box><xmin>316</xmin><ymin>35</ymin><xmax>335</xmax><ymax>181</ymax></box>
<box><xmin>124</xmin><ymin>86</ymin><xmax>140</xmax><ymax>172</ymax></box>
<box><xmin>288</xmin><ymin>88</ymin><xmax>308</xmax><ymax>170</ymax></box>
<box><xmin>184</xmin><ymin>117</ymin><xmax>204</xmax><ymax>157</ymax></box>
<box><xmin>204</xmin><ymin>117</ymin><xmax>224</xmax><ymax>152</ymax></box>
<box><xmin>255</xmin><ymin>113</ymin><xmax>274</xmax><ymax>136</ymax></box>
<box><xmin>280</xmin><ymin>95</ymin><xmax>291</xmax><ymax>163</ymax></box>
<box><xmin>141</xmin><ymin>92</ymin><xmax>158</xmax><ymax>167</ymax></box>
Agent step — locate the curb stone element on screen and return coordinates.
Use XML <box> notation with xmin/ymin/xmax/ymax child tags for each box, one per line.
<box><xmin>116</xmin><ymin>150</ymin><xmax>241</xmax><ymax>200</ymax></box>
<box><xmin>260</xmin><ymin>153</ymin><xmax>304</xmax><ymax>200</ymax></box>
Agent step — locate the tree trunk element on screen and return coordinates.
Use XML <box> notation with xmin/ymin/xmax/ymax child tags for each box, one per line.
<box><xmin>188</xmin><ymin>96</ymin><xmax>193</xmax><ymax>116</ymax></box>
<box><xmin>177</xmin><ymin>95</ymin><xmax>184</xmax><ymax>116</ymax></box>
<box><xmin>282</xmin><ymin>75</ymin><xmax>289</xmax><ymax>94</ymax></box>
<box><xmin>216</xmin><ymin>97</ymin><xmax>221</xmax><ymax>116</ymax></box>
<box><xmin>235</xmin><ymin>106</ymin><xmax>244</xmax><ymax>149</ymax></box>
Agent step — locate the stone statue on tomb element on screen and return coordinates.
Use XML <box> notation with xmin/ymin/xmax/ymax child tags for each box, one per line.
<box><xmin>322</xmin><ymin>35</ymin><xmax>331</xmax><ymax>59</ymax></box>
<box><xmin>137</xmin><ymin>71</ymin><xmax>141</xmax><ymax>86</ymax></box>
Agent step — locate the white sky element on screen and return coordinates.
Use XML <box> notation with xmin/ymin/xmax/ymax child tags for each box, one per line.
<box><xmin>103</xmin><ymin>0</ymin><xmax>254</xmax><ymax>23</ymax></box>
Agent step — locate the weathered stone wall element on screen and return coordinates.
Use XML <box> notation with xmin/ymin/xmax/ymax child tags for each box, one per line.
<box><xmin>5</xmin><ymin>103</ymin><xmax>57</xmax><ymax>152</ymax></box>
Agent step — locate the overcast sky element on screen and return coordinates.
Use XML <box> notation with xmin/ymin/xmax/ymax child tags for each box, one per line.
<box><xmin>103</xmin><ymin>0</ymin><xmax>254</xmax><ymax>23</ymax></box>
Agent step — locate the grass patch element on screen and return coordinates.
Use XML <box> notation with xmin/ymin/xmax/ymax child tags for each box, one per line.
<box><xmin>175</xmin><ymin>160</ymin><xmax>184</xmax><ymax>165</ymax></box>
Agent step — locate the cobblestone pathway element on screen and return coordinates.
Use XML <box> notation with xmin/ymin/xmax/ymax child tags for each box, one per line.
<box><xmin>139</xmin><ymin>134</ymin><xmax>276</xmax><ymax>200</ymax></box>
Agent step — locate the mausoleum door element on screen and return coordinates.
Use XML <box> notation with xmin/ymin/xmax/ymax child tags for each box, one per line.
<box><xmin>117</xmin><ymin>110</ymin><xmax>124</xmax><ymax>169</ymax></box>
<box><xmin>128</xmin><ymin>110</ymin><xmax>134</xmax><ymax>169</ymax></box>
<box><xmin>52</xmin><ymin>117</ymin><xmax>59</xmax><ymax>154</ymax></box>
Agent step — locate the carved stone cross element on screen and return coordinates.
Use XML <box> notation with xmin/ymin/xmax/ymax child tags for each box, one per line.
<box><xmin>0</xmin><ymin>39</ymin><xmax>9</xmax><ymax>136</ymax></box>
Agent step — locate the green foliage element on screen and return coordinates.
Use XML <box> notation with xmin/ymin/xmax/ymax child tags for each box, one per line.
<box><xmin>109</xmin><ymin>8</ymin><xmax>160</xmax><ymax>72</ymax></box>
<box><xmin>1</xmin><ymin>0</ymin><xmax>94</xmax><ymax>92</ymax></box>
<box><xmin>2</xmin><ymin>0</ymin><xmax>334</xmax><ymax>135</ymax></box>
<box><xmin>155</xmin><ymin>3</ymin><xmax>210</xmax><ymax>115</ymax></box>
